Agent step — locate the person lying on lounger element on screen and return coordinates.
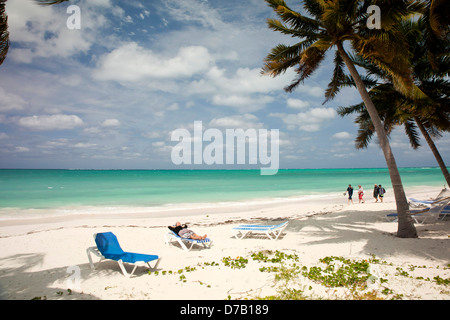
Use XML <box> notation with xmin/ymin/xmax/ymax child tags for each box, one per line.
<box><xmin>168</xmin><ymin>222</ymin><xmax>207</xmax><ymax>240</ymax></box>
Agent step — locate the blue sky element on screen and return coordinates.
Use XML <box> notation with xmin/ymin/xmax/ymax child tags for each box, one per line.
<box><xmin>0</xmin><ymin>0</ymin><xmax>448</xmax><ymax>170</ymax></box>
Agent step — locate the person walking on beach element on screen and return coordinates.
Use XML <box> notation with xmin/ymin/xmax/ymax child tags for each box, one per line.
<box><xmin>373</xmin><ymin>184</ymin><xmax>379</xmax><ymax>202</ymax></box>
<box><xmin>358</xmin><ymin>185</ymin><xmax>365</xmax><ymax>203</ymax></box>
<box><xmin>378</xmin><ymin>184</ymin><xmax>386</xmax><ymax>203</ymax></box>
<box><xmin>344</xmin><ymin>184</ymin><xmax>354</xmax><ymax>205</ymax></box>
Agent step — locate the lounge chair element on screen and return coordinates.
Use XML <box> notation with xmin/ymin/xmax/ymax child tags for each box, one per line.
<box><xmin>438</xmin><ymin>205</ymin><xmax>450</xmax><ymax>221</ymax></box>
<box><xmin>409</xmin><ymin>196</ymin><xmax>450</xmax><ymax>207</ymax></box>
<box><xmin>385</xmin><ymin>202</ymin><xmax>449</xmax><ymax>224</ymax></box>
<box><xmin>164</xmin><ymin>231</ymin><xmax>212</xmax><ymax>251</ymax></box>
<box><xmin>86</xmin><ymin>232</ymin><xmax>161</xmax><ymax>277</ymax></box>
<box><xmin>231</xmin><ymin>221</ymin><xmax>288</xmax><ymax>240</ymax></box>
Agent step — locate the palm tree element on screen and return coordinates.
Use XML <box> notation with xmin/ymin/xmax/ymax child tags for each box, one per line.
<box><xmin>337</xmin><ymin>82</ymin><xmax>450</xmax><ymax>187</ymax></box>
<box><xmin>262</xmin><ymin>0</ymin><xmax>422</xmax><ymax>237</ymax></box>
<box><xmin>337</xmin><ymin>19</ymin><xmax>450</xmax><ymax>187</ymax></box>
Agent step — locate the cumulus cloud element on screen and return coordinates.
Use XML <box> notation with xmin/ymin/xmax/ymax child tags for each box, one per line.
<box><xmin>287</xmin><ymin>98</ymin><xmax>310</xmax><ymax>109</ymax></box>
<box><xmin>6</xmin><ymin>0</ymin><xmax>109</xmax><ymax>63</ymax></box>
<box><xmin>0</xmin><ymin>88</ymin><xmax>26</xmax><ymax>112</ymax></box>
<box><xmin>333</xmin><ymin>132</ymin><xmax>352</xmax><ymax>139</ymax></box>
<box><xmin>211</xmin><ymin>94</ymin><xmax>273</xmax><ymax>111</ymax></box>
<box><xmin>93</xmin><ymin>43</ymin><xmax>213</xmax><ymax>82</ymax></box>
<box><xmin>101</xmin><ymin>119</ymin><xmax>121</xmax><ymax>127</ymax></box>
<box><xmin>17</xmin><ymin>115</ymin><xmax>84</xmax><ymax>131</ymax></box>
<box><xmin>209</xmin><ymin>114</ymin><xmax>264</xmax><ymax>129</ymax></box>
<box><xmin>270</xmin><ymin>108</ymin><xmax>336</xmax><ymax>132</ymax></box>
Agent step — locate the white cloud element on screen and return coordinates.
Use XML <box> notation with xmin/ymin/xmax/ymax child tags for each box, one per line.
<box><xmin>207</xmin><ymin>67</ymin><xmax>294</xmax><ymax>94</ymax></box>
<box><xmin>209</xmin><ymin>114</ymin><xmax>263</xmax><ymax>129</ymax></box>
<box><xmin>93</xmin><ymin>43</ymin><xmax>213</xmax><ymax>82</ymax></box>
<box><xmin>333</xmin><ymin>132</ymin><xmax>352</xmax><ymax>139</ymax></box>
<box><xmin>17</xmin><ymin>115</ymin><xmax>84</xmax><ymax>131</ymax></box>
<box><xmin>270</xmin><ymin>108</ymin><xmax>336</xmax><ymax>132</ymax></box>
<box><xmin>163</xmin><ymin>0</ymin><xmax>225</xmax><ymax>29</ymax></box>
<box><xmin>0</xmin><ymin>88</ymin><xmax>26</xmax><ymax>112</ymax></box>
<box><xmin>73</xmin><ymin>142</ymin><xmax>97</xmax><ymax>148</ymax></box>
<box><xmin>211</xmin><ymin>94</ymin><xmax>273</xmax><ymax>111</ymax></box>
<box><xmin>101</xmin><ymin>119</ymin><xmax>121</xmax><ymax>127</ymax></box>
<box><xmin>287</xmin><ymin>98</ymin><xmax>310</xmax><ymax>109</ymax></box>
<box><xmin>6</xmin><ymin>0</ymin><xmax>99</xmax><ymax>62</ymax></box>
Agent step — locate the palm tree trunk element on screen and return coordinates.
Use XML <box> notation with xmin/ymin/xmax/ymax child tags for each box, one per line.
<box><xmin>337</xmin><ymin>42</ymin><xmax>417</xmax><ymax>238</ymax></box>
<box><xmin>415</xmin><ymin>117</ymin><xmax>450</xmax><ymax>187</ymax></box>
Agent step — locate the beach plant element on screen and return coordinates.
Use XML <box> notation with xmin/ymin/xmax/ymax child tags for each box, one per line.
<box><xmin>301</xmin><ymin>256</ymin><xmax>375</xmax><ymax>288</ymax></box>
<box><xmin>261</xmin><ymin>0</ymin><xmax>434</xmax><ymax>238</ymax></box>
<box><xmin>222</xmin><ymin>256</ymin><xmax>249</xmax><ymax>269</ymax></box>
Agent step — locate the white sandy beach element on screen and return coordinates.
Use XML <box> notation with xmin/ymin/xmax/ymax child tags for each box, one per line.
<box><xmin>0</xmin><ymin>186</ymin><xmax>448</xmax><ymax>300</ymax></box>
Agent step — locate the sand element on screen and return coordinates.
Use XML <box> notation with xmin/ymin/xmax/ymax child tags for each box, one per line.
<box><xmin>0</xmin><ymin>186</ymin><xmax>448</xmax><ymax>300</ymax></box>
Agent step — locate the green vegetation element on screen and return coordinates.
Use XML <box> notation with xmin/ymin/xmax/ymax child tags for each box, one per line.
<box><xmin>144</xmin><ymin>250</ymin><xmax>449</xmax><ymax>300</ymax></box>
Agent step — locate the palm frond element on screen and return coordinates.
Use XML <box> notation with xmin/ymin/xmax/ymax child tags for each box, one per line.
<box><xmin>404</xmin><ymin>119</ymin><xmax>421</xmax><ymax>149</ymax></box>
<box><xmin>284</xmin><ymin>46</ymin><xmax>326</xmax><ymax>92</ymax></box>
<box><xmin>34</xmin><ymin>0</ymin><xmax>70</xmax><ymax>5</ymax></box>
<box><xmin>324</xmin><ymin>50</ymin><xmax>346</xmax><ymax>104</ymax></box>
<box><xmin>265</xmin><ymin>0</ymin><xmax>320</xmax><ymax>32</ymax></box>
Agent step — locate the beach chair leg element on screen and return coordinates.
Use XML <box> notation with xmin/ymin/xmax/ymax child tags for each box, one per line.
<box><xmin>147</xmin><ymin>257</ymin><xmax>162</xmax><ymax>271</ymax></box>
<box><xmin>265</xmin><ymin>231</ymin><xmax>274</xmax><ymax>240</ymax></box>
<box><xmin>232</xmin><ymin>230</ymin><xmax>245</xmax><ymax>240</ymax></box>
<box><xmin>86</xmin><ymin>246</ymin><xmax>103</xmax><ymax>269</ymax></box>
<box><xmin>178</xmin><ymin>239</ymin><xmax>189</xmax><ymax>251</ymax></box>
<box><xmin>116</xmin><ymin>260</ymin><xmax>132</xmax><ymax>278</ymax></box>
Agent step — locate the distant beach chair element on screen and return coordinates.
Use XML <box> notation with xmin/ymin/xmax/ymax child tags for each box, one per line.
<box><xmin>164</xmin><ymin>231</ymin><xmax>212</xmax><ymax>251</ymax></box>
<box><xmin>438</xmin><ymin>205</ymin><xmax>450</xmax><ymax>221</ymax></box>
<box><xmin>385</xmin><ymin>203</ymin><xmax>450</xmax><ymax>224</ymax></box>
<box><xmin>408</xmin><ymin>188</ymin><xmax>450</xmax><ymax>208</ymax></box>
<box><xmin>409</xmin><ymin>196</ymin><xmax>450</xmax><ymax>207</ymax></box>
<box><xmin>86</xmin><ymin>232</ymin><xmax>161</xmax><ymax>278</ymax></box>
<box><xmin>231</xmin><ymin>221</ymin><xmax>288</xmax><ymax>240</ymax></box>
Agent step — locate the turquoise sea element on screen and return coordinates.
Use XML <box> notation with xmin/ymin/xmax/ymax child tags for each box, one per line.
<box><xmin>0</xmin><ymin>168</ymin><xmax>447</xmax><ymax>217</ymax></box>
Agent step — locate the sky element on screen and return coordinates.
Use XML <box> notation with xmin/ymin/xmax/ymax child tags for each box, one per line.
<box><xmin>0</xmin><ymin>0</ymin><xmax>449</xmax><ymax>170</ymax></box>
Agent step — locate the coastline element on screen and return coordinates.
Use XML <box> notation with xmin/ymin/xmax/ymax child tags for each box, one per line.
<box><xmin>0</xmin><ymin>185</ymin><xmax>448</xmax><ymax>300</ymax></box>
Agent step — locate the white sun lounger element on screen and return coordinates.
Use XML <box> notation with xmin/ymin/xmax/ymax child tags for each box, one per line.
<box><xmin>385</xmin><ymin>203</ymin><xmax>449</xmax><ymax>224</ymax></box>
<box><xmin>164</xmin><ymin>231</ymin><xmax>212</xmax><ymax>251</ymax></box>
<box><xmin>409</xmin><ymin>196</ymin><xmax>450</xmax><ymax>207</ymax></box>
<box><xmin>232</xmin><ymin>221</ymin><xmax>288</xmax><ymax>240</ymax></box>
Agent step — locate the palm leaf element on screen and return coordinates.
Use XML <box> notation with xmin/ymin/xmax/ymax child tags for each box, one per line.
<box><xmin>324</xmin><ymin>50</ymin><xmax>346</xmax><ymax>103</ymax></box>
<box><xmin>34</xmin><ymin>0</ymin><xmax>70</xmax><ymax>5</ymax></box>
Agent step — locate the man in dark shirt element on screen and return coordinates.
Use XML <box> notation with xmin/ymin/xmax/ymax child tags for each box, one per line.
<box><xmin>345</xmin><ymin>184</ymin><xmax>354</xmax><ymax>205</ymax></box>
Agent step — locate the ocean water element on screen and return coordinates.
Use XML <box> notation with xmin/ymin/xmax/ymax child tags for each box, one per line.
<box><xmin>0</xmin><ymin>168</ymin><xmax>447</xmax><ymax>217</ymax></box>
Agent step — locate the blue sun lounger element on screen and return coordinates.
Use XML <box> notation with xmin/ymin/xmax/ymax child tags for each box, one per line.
<box><xmin>232</xmin><ymin>221</ymin><xmax>288</xmax><ymax>240</ymax></box>
<box><xmin>164</xmin><ymin>231</ymin><xmax>212</xmax><ymax>251</ymax></box>
<box><xmin>86</xmin><ymin>232</ymin><xmax>161</xmax><ymax>277</ymax></box>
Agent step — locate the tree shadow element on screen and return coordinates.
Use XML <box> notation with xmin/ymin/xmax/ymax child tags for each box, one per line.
<box><xmin>0</xmin><ymin>253</ymin><xmax>101</xmax><ymax>300</ymax></box>
<box><xmin>285</xmin><ymin>209</ymin><xmax>450</xmax><ymax>263</ymax></box>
